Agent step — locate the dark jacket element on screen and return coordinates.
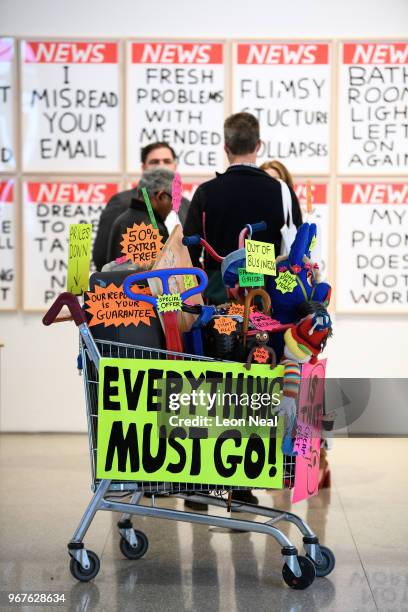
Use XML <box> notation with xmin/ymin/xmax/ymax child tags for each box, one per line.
<box><xmin>106</xmin><ymin>198</ymin><xmax>169</xmax><ymax>264</ymax></box>
<box><xmin>183</xmin><ymin>165</ymin><xmax>302</xmax><ymax>270</ymax></box>
<box><xmin>93</xmin><ymin>188</ymin><xmax>190</xmax><ymax>271</ymax></box>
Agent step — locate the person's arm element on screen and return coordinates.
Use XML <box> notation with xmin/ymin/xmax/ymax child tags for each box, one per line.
<box><xmin>178</xmin><ymin>196</ymin><xmax>190</xmax><ymax>227</ymax></box>
<box><xmin>93</xmin><ymin>194</ymin><xmax>121</xmax><ymax>271</ymax></box>
<box><xmin>289</xmin><ymin>187</ymin><xmax>303</xmax><ymax>227</ymax></box>
<box><xmin>183</xmin><ymin>188</ymin><xmax>205</xmax><ymax>267</ymax></box>
<box><xmin>106</xmin><ymin>217</ymin><xmax>123</xmax><ymax>264</ymax></box>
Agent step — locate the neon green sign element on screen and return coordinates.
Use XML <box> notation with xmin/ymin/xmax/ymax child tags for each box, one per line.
<box><xmin>97</xmin><ymin>359</ymin><xmax>284</xmax><ymax>488</ymax></box>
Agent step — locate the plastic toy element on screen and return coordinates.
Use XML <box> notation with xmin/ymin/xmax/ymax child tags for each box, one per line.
<box><xmin>278</xmin><ymin>302</ymin><xmax>333</xmax><ymax>456</ymax></box>
<box><xmin>245</xmin><ymin>332</ymin><xmax>277</xmax><ymax>370</ymax></box>
<box><xmin>123</xmin><ymin>267</ymin><xmax>208</xmax><ymax>355</ymax></box>
<box><xmin>183</xmin><ymin>221</ymin><xmax>267</xmax><ymax>300</ymax></box>
<box><xmin>266</xmin><ymin>223</ymin><xmax>331</xmax><ymax>359</ymax></box>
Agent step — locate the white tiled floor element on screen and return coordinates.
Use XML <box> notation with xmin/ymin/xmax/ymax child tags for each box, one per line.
<box><xmin>0</xmin><ymin>435</ymin><xmax>407</xmax><ymax>611</ymax></box>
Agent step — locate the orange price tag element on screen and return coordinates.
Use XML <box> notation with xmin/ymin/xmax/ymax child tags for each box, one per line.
<box><xmin>85</xmin><ymin>283</ymin><xmax>155</xmax><ymax>327</ymax></box>
<box><xmin>121</xmin><ymin>222</ymin><xmax>164</xmax><ymax>268</ymax></box>
<box><xmin>253</xmin><ymin>346</ymin><xmax>270</xmax><ymax>363</ymax></box>
<box><xmin>213</xmin><ymin>317</ymin><xmax>237</xmax><ymax>336</ymax></box>
<box><xmin>227</xmin><ymin>303</ymin><xmax>245</xmax><ymax>316</ymax></box>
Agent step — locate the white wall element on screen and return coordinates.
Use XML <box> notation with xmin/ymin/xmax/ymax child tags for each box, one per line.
<box><xmin>1</xmin><ymin>0</ymin><xmax>408</xmax><ymax>432</ymax></box>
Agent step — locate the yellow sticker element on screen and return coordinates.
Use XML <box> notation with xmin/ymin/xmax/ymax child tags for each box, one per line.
<box><xmin>157</xmin><ymin>293</ymin><xmax>182</xmax><ymax>313</ymax></box>
<box><xmin>67</xmin><ymin>223</ymin><xmax>92</xmax><ymax>295</ymax></box>
<box><xmin>245</xmin><ymin>239</ymin><xmax>276</xmax><ymax>276</ymax></box>
<box><xmin>309</xmin><ymin>235</ymin><xmax>317</xmax><ymax>252</ymax></box>
<box><xmin>183</xmin><ymin>274</ymin><xmax>196</xmax><ymax>290</ymax></box>
<box><xmin>275</xmin><ymin>270</ymin><xmax>297</xmax><ymax>294</ymax></box>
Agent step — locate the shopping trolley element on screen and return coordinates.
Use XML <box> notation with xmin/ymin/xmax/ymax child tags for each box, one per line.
<box><xmin>43</xmin><ymin>292</ymin><xmax>335</xmax><ymax>590</ymax></box>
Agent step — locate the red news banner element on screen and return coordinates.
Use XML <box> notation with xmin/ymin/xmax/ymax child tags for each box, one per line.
<box><xmin>234</xmin><ymin>42</ymin><xmax>331</xmax><ymax>174</ymax></box>
<box><xmin>338</xmin><ymin>41</ymin><xmax>408</xmax><ymax>174</ymax></box>
<box><xmin>127</xmin><ymin>41</ymin><xmax>226</xmax><ymax>174</ymax></box>
<box><xmin>22</xmin><ymin>181</ymin><xmax>120</xmax><ymax>310</ymax></box>
<box><xmin>0</xmin><ymin>37</ymin><xmax>15</xmax><ymax>171</ymax></box>
<box><xmin>336</xmin><ymin>182</ymin><xmax>408</xmax><ymax>313</ymax></box>
<box><xmin>21</xmin><ymin>41</ymin><xmax>121</xmax><ymax>173</ymax></box>
<box><xmin>0</xmin><ymin>179</ymin><xmax>16</xmax><ymax>309</ymax></box>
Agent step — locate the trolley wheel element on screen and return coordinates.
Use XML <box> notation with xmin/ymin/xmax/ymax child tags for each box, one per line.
<box><xmin>69</xmin><ymin>550</ymin><xmax>100</xmax><ymax>582</ymax></box>
<box><xmin>119</xmin><ymin>530</ymin><xmax>149</xmax><ymax>560</ymax></box>
<box><xmin>282</xmin><ymin>555</ymin><xmax>316</xmax><ymax>590</ymax></box>
<box><xmin>308</xmin><ymin>545</ymin><xmax>336</xmax><ymax>577</ymax></box>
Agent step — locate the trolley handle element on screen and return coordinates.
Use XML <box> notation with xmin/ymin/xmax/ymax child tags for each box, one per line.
<box><xmin>182</xmin><ymin>235</ymin><xmax>201</xmax><ymax>247</ymax></box>
<box><xmin>42</xmin><ymin>292</ymin><xmax>87</xmax><ymax>327</ymax></box>
<box><xmin>250</xmin><ymin>221</ymin><xmax>267</xmax><ymax>233</ymax></box>
<box><xmin>182</xmin><ymin>235</ymin><xmax>224</xmax><ymax>263</ymax></box>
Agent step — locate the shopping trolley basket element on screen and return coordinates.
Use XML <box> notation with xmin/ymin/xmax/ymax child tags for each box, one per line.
<box><xmin>43</xmin><ymin>292</ymin><xmax>335</xmax><ymax>589</ymax></box>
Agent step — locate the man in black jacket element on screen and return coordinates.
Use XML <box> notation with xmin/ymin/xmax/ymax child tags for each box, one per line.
<box><xmin>106</xmin><ymin>168</ymin><xmax>173</xmax><ymax>264</ymax></box>
<box><xmin>183</xmin><ymin>112</ymin><xmax>302</xmax><ymax>303</ymax></box>
<box><xmin>93</xmin><ymin>142</ymin><xmax>190</xmax><ymax>271</ymax></box>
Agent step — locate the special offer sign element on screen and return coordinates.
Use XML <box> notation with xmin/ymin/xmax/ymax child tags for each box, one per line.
<box><xmin>23</xmin><ymin>180</ymin><xmax>120</xmax><ymax>310</ymax></box>
<box><xmin>233</xmin><ymin>42</ymin><xmax>331</xmax><ymax>174</ymax></box>
<box><xmin>127</xmin><ymin>41</ymin><xmax>226</xmax><ymax>174</ymax></box>
<box><xmin>337</xmin><ymin>182</ymin><xmax>408</xmax><ymax>313</ymax></box>
<box><xmin>21</xmin><ymin>41</ymin><xmax>121</xmax><ymax>172</ymax></box>
<box><xmin>338</xmin><ymin>42</ymin><xmax>408</xmax><ymax>174</ymax></box>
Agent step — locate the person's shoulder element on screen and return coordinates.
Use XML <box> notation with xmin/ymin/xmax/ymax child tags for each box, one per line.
<box><xmin>111</xmin><ymin>204</ymin><xmax>134</xmax><ymax>229</ymax></box>
<box><xmin>194</xmin><ymin>174</ymin><xmax>222</xmax><ymax>191</ymax></box>
<box><xmin>109</xmin><ymin>188</ymin><xmax>136</xmax><ymax>206</ymax></box>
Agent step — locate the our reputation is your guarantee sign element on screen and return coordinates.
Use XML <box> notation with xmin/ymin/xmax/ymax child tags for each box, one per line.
<box><xmin>127</xmin><ymin>41</ymin><xmax>226</xmax><ymax>174</ymax></box>
<box><xmin>233</xmin><ymin>41</ymin><xmax>331</xmax><ymax>174</ymax></box>
<box><xmin>20</xmin><ymin>40</ymin><xmax>121</xmax><ymax>172</ymax></box>
<box><xmin>22</xmin><ymin>180</ymin><xmax>120</xmax><ymax>310</ymax></box>
<box><xmin>338</xmin><ymin>41</ymin><xmax>408</xmax><ymax>174</ymax></box>
<box><xmin>336</xmin><ymin>182</ymin><xmax>408</xmax><ymax>313</ymax></box>
<box><xmin>97</xmin><ymin>359</ymin><xmax>284</xmax><ymax>487</ymax></box>
<box><xmin>0</xmin><ymin>38</ymin><xmax>16</xmax><ymax>172</ymax></box>
<box><xmin>0</xmin><ymin>179</ymin><xmax>16</xmax><ymax>309</ymax></box>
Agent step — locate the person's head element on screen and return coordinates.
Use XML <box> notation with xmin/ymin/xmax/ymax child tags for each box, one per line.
<box><xmin>136</xmin><ymin>168</ymin><xmax>174</xmax><ymax>221</ymax></box>
<box><xmin>223</xmin><ymin>112</ymin><xmax>261</xmax><ymax>163</ymax></box>
<box><xmin>260</xmin><ymin>160</ymin><xmax>294</xmax><ymax>190</ymax></box>
<box><xmin>141</xmin><ymin>142</ymin><xmax>177</xmax><ymax>171</ymax></box>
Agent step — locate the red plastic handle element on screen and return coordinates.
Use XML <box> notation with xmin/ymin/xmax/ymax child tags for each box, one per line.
<box><xmin>42</xmin><ymin>292</ymin><xmax>87</xmax><ymax>327</ymax></box>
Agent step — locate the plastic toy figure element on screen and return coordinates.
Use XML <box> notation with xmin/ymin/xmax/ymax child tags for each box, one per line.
<box><xmin>245</xmin><ymin>331</ymin><xmax>277</xmax><ymax>370</ymax></box>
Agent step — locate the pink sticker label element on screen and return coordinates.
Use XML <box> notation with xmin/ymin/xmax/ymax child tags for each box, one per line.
<box><xmin>249</xmin><ymin>312</ymin><xmax>282</xmax><ymax>331</ymax></box>
<box><xmin>292</xmin><ymin>360</ymin><xmax>326</xmax><ymax>503</ymax></box>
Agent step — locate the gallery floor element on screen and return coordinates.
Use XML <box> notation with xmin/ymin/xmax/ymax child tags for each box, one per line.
<box><xmin>0</xmin><ymin>435</ymin><xmax>407</xmax><ymax>611</ymax></box>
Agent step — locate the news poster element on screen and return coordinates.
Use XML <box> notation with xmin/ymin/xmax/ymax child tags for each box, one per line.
<box><xmin>22</xmin><ymin>180</ymin><xmax>120</xmax><ymax>310</ymax></box>
<box><xmin>127</xmin><ymin>41</ymin><xmax>226</xmax><ymax>174</ymax></box>
<box><xmin>0</xmin><ymin>179</ymin><xmax>16</xmax><ymax>309</ymax></box>
<box><xmin>336</xmin><ymin>182</ymin><xmax>408</xmax><ymax>313</ymax></box>
<box><xmin>0</xmin><ymin>38</ymin><xmax>16</xmax><ymax>172</ymax></box>
<box><xmin>21</xmin><ymin>40</ymin><xmax>121</xmax><ymax>172</ymax></box>
<box><xmin>233</xmin><ymin>42</ymin><xmax>331</xmax><ymax>174</ymax></box>
<box><xmin>338</xmin><ymin>41</ymin><xmax>408</xmax><ymax>174</ymax></box>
